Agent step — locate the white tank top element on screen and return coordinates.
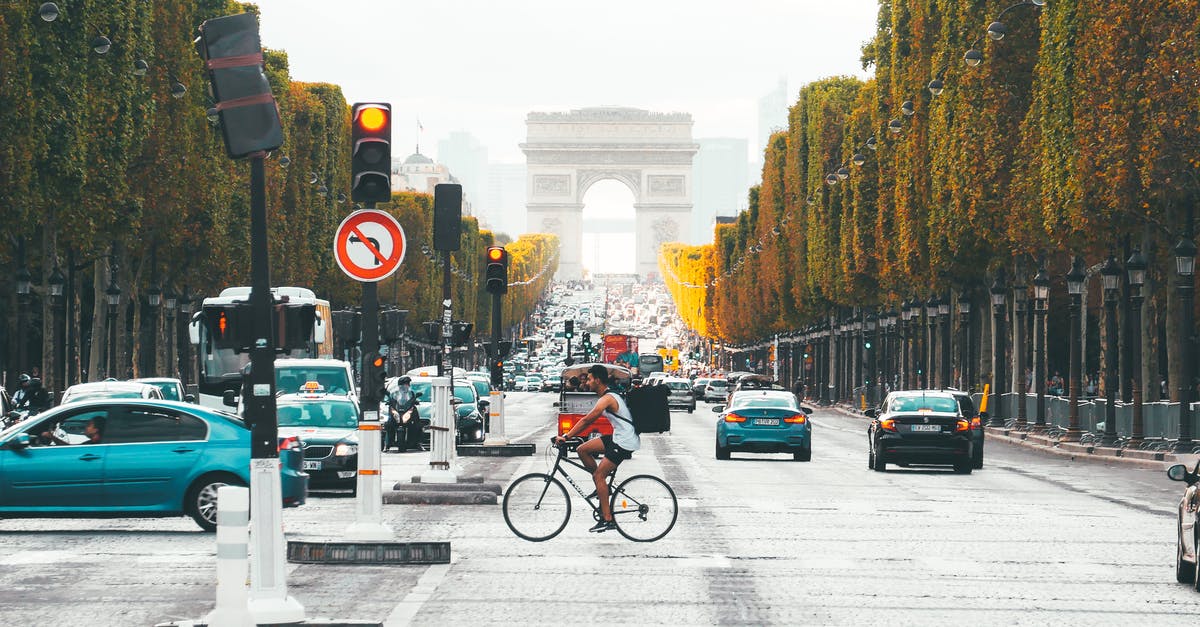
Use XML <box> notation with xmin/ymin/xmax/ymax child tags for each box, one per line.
<box><xmin>602</xmin><ymin>391</ymin><xmax>640</xmax><ymax>451</ymax></box>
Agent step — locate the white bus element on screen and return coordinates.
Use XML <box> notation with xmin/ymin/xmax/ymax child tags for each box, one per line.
<box><xmin>189</xmin><ymin>286</ymin><xmax>333</xmax><ymax>409</ymax></box>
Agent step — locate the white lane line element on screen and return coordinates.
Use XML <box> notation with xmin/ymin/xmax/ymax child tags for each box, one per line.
<box><xmin>383</xmin><ymin>560</ymin><xmax>454</xmax><ymax>626</ymax></box>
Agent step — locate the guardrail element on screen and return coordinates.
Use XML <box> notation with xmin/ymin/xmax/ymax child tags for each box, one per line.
<box><xmin>971</xmin><ymin>393</ymin><xmax>1200</xmax><ymax>440</ymax></box>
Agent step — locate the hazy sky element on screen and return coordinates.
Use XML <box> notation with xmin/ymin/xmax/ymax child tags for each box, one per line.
<box><xmin>250</xmin><ymin>0</ymin><xmax>879</xmax><ymax>163</ymax></box>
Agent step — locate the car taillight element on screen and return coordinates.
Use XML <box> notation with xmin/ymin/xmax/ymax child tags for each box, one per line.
<box><xmin>724</xmin><ymin>412</ymin><xmax>747</xmax><ymax>423</ymax></box>
<box><xmin>783</xmin><ymin>414</ymin><xmax>807</xmax><ymax>424</ymax></box>
<box><xmin>955</xmin><ymin>419</ymin><xmax>970</xmax><ymax>432</ymax></box>
<box><xmin>970</xmin><ymin>416</ymin><xmax>981</xmax><ymax>430</ymax></box>
<box><xmin>880</xmin><ymin>418</ymin><xmax>897</xmax><ymax>432</ymax></box>
<box><xmin>278</xmin><ymin>436</ymin><xmax>300</xmax><ymax>452</ymax></box>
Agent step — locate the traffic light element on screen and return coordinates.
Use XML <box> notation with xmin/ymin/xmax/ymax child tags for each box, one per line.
<box><xmin>490</xmin><ymin>358</ymin><xmax>504</xmax><ymax>387</ymax></box>
<box><xmin>332</xmin><ymin>309</ymin><xmax>361</xmax><ymax>346</ymax></box>
<box><xmin>433</xmin><ymin>183</ymin><xmax>462</xmax><ymax>251</ymax></box>
<box><xmin>203</xmin><ymin>302</ymin><xmax>253</xmax><ymax>351</ymax></box>
<box><xmin>364</xmin><ymin>352</ymin><xmax>387</xmax><ymax>401</ymax></box>
<box><xmin>350</xmin><ymin>102</ymin><xmax>392</xmax><ymax>203</ymax></box>
<box><xmin>564</xmin><ymin>320</ymin><xmax>574</xmax><ymax>339</ymax></box>
<box><xmin>450</xmin><ymin>321</ymin><xmax>474</xmax><ymax>347</ymax></box>
<box><xmin>197</xmin><ymin>13</ymin><xmax>284</xmax><ymax>159</ymax></box>
<box><xmin>380</xmin><ymin>308</ymin><xmax>408</xmax><ymax>343</ymax></box>
<box><xmin>485</xmin><ymin>246</ymin><xmax>508</xmax><ymax>295</ymax></box>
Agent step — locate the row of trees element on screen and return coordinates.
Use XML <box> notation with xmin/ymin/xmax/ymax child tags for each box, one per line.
<box><xmin>661</xmin><ymin>0</ymin><xmax>1200</xmax><ymax>396</ymax></box>
<box><xmin>0</xmin><ymin>1</ymin><xmax>555</xmax><ymax>387</ymax></box>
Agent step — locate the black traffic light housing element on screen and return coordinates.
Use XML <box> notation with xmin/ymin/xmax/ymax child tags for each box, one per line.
<box><xmin>564</xmin><ymin>320</ymin><xmax>574</xmax><ymax>339</ymax></box>
<box><xmin>350</xmin><ymin>102</ymin><xmax>392</xmax><ymax>203</ymax></box>
<box><xmin>490</xmin><ymin>358</ymin><xmax>504</xmax><ymax>388</ymax></box>
<box><xmin>422</xmin><ymin>321</ymin><xmax>440</xmax><ymax>344</ymax></box>
<box><xmin>433</xmin><ymin>184</ymin><xmax>462</xmax><ymax>251</ymax></box>
<box><xmin>197</xmin><ymin>13</ymin><xmax>284</xmax><ymax>159</ymax></box>
<box><xmin>485</xmin><ymin>246</ymin><xmax>508</xmax><ymax>295</ymax></box>
<box><xmin>380</xmin><ymin>308</ymin><xmax>408</xmax><ymax>343</ymax></box>
<box><xmin>203</xmin><ymin>302</ymin><xmax>253</xmax><ymax>351</ymax></box>
<box><xmin>364</xmin><ymin>352</ymin><xmax>387</xmax><ymax>401</ymax></box>
<box><xmin>450</xmin><ymin>321</ymin><xmax>474</xmax><ymax>347</ymax></box>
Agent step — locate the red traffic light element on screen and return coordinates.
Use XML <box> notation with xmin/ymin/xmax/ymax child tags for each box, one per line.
<box><xmin>357</xmin><ymin>106</ymin><xmax>388</xmax><ymax>133</ymax></box>
<box><xmin>371</xmin><ymin>355</ymin><xmax>385</xmax><ymax>368</ymax></box>
<box><xmin>487</xmin><ymin>246</ymin><xmax>505</xmax><ymax>262</ymax></box>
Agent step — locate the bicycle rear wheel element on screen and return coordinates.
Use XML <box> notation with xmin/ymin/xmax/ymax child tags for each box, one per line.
<box><xmin>502</xmin><ymin>473</ymin><xmax>571</xmax><ymax>542</ymax></box>
<box><xmin>610</xmin><ymin>474</ymin><xmax>678</xmax><ymax>542</ymax></box>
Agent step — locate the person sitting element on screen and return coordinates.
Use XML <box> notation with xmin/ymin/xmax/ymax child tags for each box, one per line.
<box><xmin>41</xmin><ymin>416</ymin><xmax>104</xmax><ymax>445</ymax></box>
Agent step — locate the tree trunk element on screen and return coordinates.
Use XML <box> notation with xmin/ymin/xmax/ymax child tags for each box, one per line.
<box><xmin>88</xmin><ymin>260</ymin><xmax>106</xmax><ymax>382</ymax></box>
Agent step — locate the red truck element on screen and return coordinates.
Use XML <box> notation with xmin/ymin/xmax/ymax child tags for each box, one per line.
<box><xmin>602</xmin><ymin>334</ymin><xmax>639</xmax><ymax>368</ymax></box>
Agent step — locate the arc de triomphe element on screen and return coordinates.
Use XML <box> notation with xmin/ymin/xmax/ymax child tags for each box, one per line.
<box><xmin>522</xmin><ymin>107</ymin><xmax>699</xmax><ymax>280</ymax></box>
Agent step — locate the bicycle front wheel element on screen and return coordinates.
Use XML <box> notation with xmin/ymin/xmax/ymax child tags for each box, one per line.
<box><xmin>502</xmin><ymin>473</ymin><xmax>571</xmax><ymax>542</ymax></box>
<box><xmin>611</xmin><ymin>474</ymin><xmax>678</xmax><ymax>542</ymax></box>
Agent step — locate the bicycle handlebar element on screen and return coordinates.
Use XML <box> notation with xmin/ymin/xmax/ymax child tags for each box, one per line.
<box><xmin>551</xmin><ymin>436</ymin><xmax>584</xmax><ymax>455</ymax></box>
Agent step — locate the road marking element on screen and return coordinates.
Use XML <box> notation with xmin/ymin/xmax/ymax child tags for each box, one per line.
<box><xmin>0</xmin><ymin>550</ymin><xmax>78</xmax><ymax>565</ymax></box>
<box><xmin>384</xmin><ymin>560</ymin><xmax>454</xmax><ymax>626</ymax></box>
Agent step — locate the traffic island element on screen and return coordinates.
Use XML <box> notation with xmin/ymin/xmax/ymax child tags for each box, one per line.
<box><xmin>457</xmin><ymin>442</ymin><xmax>536</xmax><ymax>456</ymax></box>
<box><xmin>385</xmin><ymin>477</ymin><xmax>502</xmax><ymax>505</ymax></box>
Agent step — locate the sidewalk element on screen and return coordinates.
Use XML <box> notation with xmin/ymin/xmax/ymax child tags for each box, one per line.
<box><xmin>829</xmin><ymin>403</ymin><xmax>1197</xmax><ymax>472</ymax></box>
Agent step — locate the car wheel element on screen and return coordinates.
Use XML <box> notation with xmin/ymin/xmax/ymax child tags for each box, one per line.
<box><xmin>1177</xmin><ymin>523</ymin><xmax>1195</xmax><ymax>584</ymax></box>
<box><xmin>873</xmin><ymin>447</ymin><xmax>887</xmax><ymax>472</ymax></box>
<box><xmin>185</xmin><ymin>473</ymin><xmax>246</xmax><ymax>532</ymax></box>
<box><xmin>1194</xmin><ymin>529</ymin><xmax>1200</xmax><ymax>591</ymax></box>
<box><xmin>687</xmin><ymin>407</ymin><xmax>694</xmax><ymax>414</ymax></box>
<box><xmin>715</xmin><ymin>437</ymin><xmax>731</xmax><ymax>460</ymax></box>
<box><xmin>868</xmin><ymin>449</ymin><xmax>875</xmax><ymax>470</ymax></box>
<box><xmin>793</xmin><ymin>447</ymin><xmax>811</xmax><ymax>462</ymax></box>
<box><xmin>972</xmin><ymin>447</ymin><xmax>984</xmax><ymax>469</ymax></box>
<box><xmin>953</xmin><ymin>461</ymin><xmax>973</xmax><ymax>475</ymax></box>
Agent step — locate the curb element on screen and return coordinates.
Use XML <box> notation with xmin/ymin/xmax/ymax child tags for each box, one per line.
<box><xmin>391</xmin><ymin>481</ymin><xmax>502</xmax><ymax>495</ymax></box>
<box><xmin>383</xmin><ymin>490</ymin><xmax>497</xmax><ymax>505</ymax></box>
<box><xmin>828</xmin><ymin>404</ymin><xmax>1187</xmax><ymax>472</ymax></box>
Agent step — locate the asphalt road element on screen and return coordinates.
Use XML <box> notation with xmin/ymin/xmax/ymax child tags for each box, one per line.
<box><xmin>1</xmin><ymin>393</ymin><xmax>1197</xmax><ymax>626</ymax></box>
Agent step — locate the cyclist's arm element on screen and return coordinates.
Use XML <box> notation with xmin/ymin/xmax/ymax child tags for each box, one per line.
<box><xmin>561</xmin><ymin>394</ymin><xmax>616</xmax><ymax>439</ymax></box>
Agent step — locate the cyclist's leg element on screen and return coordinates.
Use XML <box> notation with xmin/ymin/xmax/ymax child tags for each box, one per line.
<box><xmin>576</xmin><ymin>437</ymin><xmax>602</xmax><ymax>472</ymax></box>
<box><xmin>594</xmin><ymin>458</ymin><xmax>617</xmax><ymax>522</ymax></box>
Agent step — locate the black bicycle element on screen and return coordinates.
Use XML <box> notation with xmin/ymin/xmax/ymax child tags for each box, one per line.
<box><xmin>502</xmin><ymin>437</ymin><xmax>678</xmax><ymax>542</ymax></box>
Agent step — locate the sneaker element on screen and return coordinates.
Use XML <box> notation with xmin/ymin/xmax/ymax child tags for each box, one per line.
<box><xmin>588</xmin><ymin>520</ymin><xmax>616</xmax><ymax>533</ymax></box>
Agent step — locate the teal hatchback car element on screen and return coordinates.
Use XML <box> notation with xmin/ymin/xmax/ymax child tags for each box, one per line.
<box><xmin>0</xmin><ymin>399</ymin><xmax>306</xmax><ymax>530</ymax></box>
<box><xmin>714</xmin><ymin>390</ymin><xmax>813</xmax><ymax>461</ymax></box>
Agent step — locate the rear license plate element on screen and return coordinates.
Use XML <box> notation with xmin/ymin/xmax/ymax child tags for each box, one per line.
<box><xmin>754</xmin><ymin>418</ymin><xmax>780</xmax><ymax>426</ymax></box>
<box><xmin>303</xmin><ymin>461</ymin><xmax>322</xmax><ymax>470</ymax></box>
<box><xmin>909</xmin><ymin>424</ymin><xmax>941</xmax><ymax>432</ymax></box>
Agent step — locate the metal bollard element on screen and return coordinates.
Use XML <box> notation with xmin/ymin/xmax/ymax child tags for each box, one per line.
<box><xmin>247</xmin><ymin>459</ymin><xmax>305</xmax><ymax>624</ymax></box>
<box><xmin>483</xmin><ymin>389</ymin><xmax>508</xmax><ymax>445</ymax></box>
<box><xmin>204</xmin><ymin>485</ymin><xmax>253</xmax><ymax>627</ymax></box>
<box><xmin>345</xmin><ymin>407</ymin><xmax>394</xmax><ymax>541</ymax></box>
<box><xmin>421</xmin><ymin>377</ymin><xmax>458</xmax><ymax>483</ymax></box>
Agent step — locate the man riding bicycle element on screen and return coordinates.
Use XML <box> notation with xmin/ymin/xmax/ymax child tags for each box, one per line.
<box><xmin>554</xmin><ymin>364</ymin><xmax>640</xmax><ymax>533</ymax></box>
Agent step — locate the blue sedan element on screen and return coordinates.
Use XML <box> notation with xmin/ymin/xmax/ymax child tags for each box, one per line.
<box><xmin>0</xmin><ymin>399</ymin><xmax>307</xmax><ymax>530</ymax></box>
<box><xmin>714</xmin><ymin>390</ymin><xmax>813</xmax><ymax>461</ymax></box>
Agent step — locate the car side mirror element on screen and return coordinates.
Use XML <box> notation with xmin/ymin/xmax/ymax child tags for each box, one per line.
<box><xmin>450</xmin><ymin>397</ymin><xmax>464</xmax><ymax>405</ymax></box>
<box><xmin>800</xmin><ymin>406</ymin><xmax>813</xmax><ymax>415</ymax></box>
<box><xmin>864</xmin><ymin>408</ymin><xmax>877</xmax><ymax>418</ymax></box>
<box><xmin>552</xmin><ymin>401</ymin><xmax>560</xmax><ymax>408</ymax></box>
<box><xmin>184</xmin><ymin>394</ymin><xmax>196</xmax><ymax>403</ymax></box>
<box><xmin>478</xmin><ymin>399</ymin><xmax>490</xmax><ymax>411</ymax></box>
<box><xmin>1167</xmin><ymin>464</ymin><xmax>1192</xmax><ymax>483</ymax></box>
<box><xmin>222</xmin><ymin>390</ymin><xmax>238</xmax><ymax>408</ymax></box>
<box><xmin>3</xmin><ymin>433</ymin><xmax>30</xmax><ymax>450</ymax></box>
<box><xmin>711</xmin><ymin>405</ymin><xmax>724</xmax><ymax>413</ymax></box>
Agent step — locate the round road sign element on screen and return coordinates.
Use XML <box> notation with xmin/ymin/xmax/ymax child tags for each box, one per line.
<box><xmin>334</xmin><ymin>209</ymin><xmax>407</xmax><ymax>282</ymax></box>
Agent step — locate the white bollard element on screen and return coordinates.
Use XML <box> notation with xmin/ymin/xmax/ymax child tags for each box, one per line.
<box><xmin>204</xmin><ymin>485</ymin><xmax>253</xmax><ymax>627</ymax></box>
<box><xmin>483</xmin><ymin>389</ymin><xmax>508</xmax><ymax>445</ymax></box>
<box><xmin>345</xmin><ymin>409</ymin><xmax>394</xmax><ymax>541</ymax></box>
<box><xmin>247</xmin><ymin>458</ymin><xmax>305</xmax><ymax>624</ymax></box>
<box><xmin>421</xmin><ymin>377</ymin><xmax>459</xmax><ymax>483</ymax></box>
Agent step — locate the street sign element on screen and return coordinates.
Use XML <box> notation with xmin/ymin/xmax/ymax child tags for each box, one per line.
<box><xmin>334</xmin><ymin>209</ymin><xmax>407</xmax><ymax>282</ymax></box>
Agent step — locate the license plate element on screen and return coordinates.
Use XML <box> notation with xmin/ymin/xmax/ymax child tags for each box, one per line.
<box><xmin>909</xmin><ymin>424</ymin><xmax>941</xmax><ymax>432</ymax></box>
<box><xmin>754</xmin><ymin>418</ymin><xmax>780</xmax><ymax>426</ymax></box>
<box><xmin>302</xmin><ymin>461</ymin><xmax>322</xmax><ymax>470</ymax></box>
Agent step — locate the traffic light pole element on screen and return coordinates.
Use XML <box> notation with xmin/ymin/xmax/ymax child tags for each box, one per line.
<box><xmin>440</xmin><ymin>251</ymin><xmax>453</xmax><ymax>379</ymax></box>
<box><xmin>485</xmin><ymin>290</ymin><xmax>507</xmax><ymax>445</ymax></box>
<box><xmin>346</xmin><ymin>220</ymin><xmax>392</xmax><ymax>541</ymax></box>
<box><xmin>246</xmin><ymin>155</ymin><xmax>304</xmax><ymax>623</ymax></box>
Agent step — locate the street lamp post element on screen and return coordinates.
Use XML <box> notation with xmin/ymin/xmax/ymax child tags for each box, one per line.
<box><xmin>106</xmin><ymin>278</ymin><xmax>121</xmax><ymax>380</ymax></box>
<box><xmin>179</xmin><ymin>288</ymin><xmax>194</xmax><ymax>387</ymax></box>
<box><xmin>866</xmin><ymin>315</ymin><xmax>878</xmax><ymax>405</ymax></box>
<box><xmin>989</xmin><ymin>273</ymin><xmax>1007</xmax><ymax>427</ymax></box>
<box><xmin>1033</xmin><ymin>265</ymin><xmax>1050</xmax><ymax>430</ymax></box>
<box><xmin>164</xmin><ymin>286</ymin><xmax>177</xmax><ymax>381</ymax></box>
<box><xmin>49</xmin><ymin>267</ymin><xmax>65</xmax><ymax>404</ymax></box>
<box><xmin>939</xmin><ymin>296</ymin><xmax>951</xmax><ymax>389</ymax></box>
<box><xmin>909</xmin><ymin>299</ymin><xmax>924</xmax><ymax>388</ymax></box>
<box><xmin>958</xmin><ymin>292</ymin><xmax>972</xmax><ymax>392</ymax></box>
<box><xmin>1174</xmin><ymin>236</ymin><xmax>1196</xmax><ymax>452</ymax></box>
<box><xmin>1065</xmin><ymin>256</ymin><xmax>1087</xmax><ymax>442</ymax></box>
<box><xmin>146</xmin><ymin>281</ymin><xmax>162</xmax><ymax>377</ymax></box>
<box><xmin>899</xmin><ymin>301</ymin><xmax>911</xmax><ymax>389</ymax></box>
<box><xmin>926</xmin><ymin>296</ymin><xmax>938</xmax><ymax>389</ymax></box>
<box><xmin>1014</xmin><ymin>283</ymin><xmax>1028</xmax><ymax>429</ymax></box>
<box><xmin>15</xmin><ymin>257</ymin><xmax>31</xmax><ymax>379</ymax></box>
<box><xmin>1100</xmin><ymin>256</ymin><xmax>1122</xmax><ymax>446</ymax></box>
<box><xmin>1126</xmin><ymin>249</ymin><xmax>1147</xmax><ymax>445</ymax></box>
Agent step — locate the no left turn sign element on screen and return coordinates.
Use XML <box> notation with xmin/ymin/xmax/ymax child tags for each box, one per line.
<box><xmin>334</xmin><ymin>209</ymin><xmax>407</xmax><ymax>282</ymax></box>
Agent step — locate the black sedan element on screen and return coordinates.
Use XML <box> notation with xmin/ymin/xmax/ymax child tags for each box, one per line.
<box><xmin>867</xmin><ymin>391</ymin><xmax>973</xmax><ymax>474</ymax></box>
<box><xmin>276</xmin><ymin>393</ymin><xmax>361</xmax><ymax>491</ymax></box>
<box><xmin>1168</xmin><ymin>461</ymin><xmax>1200</xmax><ymax>589</ymax></box>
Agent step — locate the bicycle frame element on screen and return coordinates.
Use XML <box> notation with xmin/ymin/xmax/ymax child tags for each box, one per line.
<box><xmin>539</xmin><ymin>446</ymin><xmax>612</xmax><ymax>516</ymax></box>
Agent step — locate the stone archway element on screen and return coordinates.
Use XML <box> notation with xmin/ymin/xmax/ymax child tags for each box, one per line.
<box><xmin>522</xmin><ymin>107</ymin><xmax>699</xmax><ymax>280</ymax></box>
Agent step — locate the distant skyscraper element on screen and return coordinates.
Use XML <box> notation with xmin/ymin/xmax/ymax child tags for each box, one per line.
<box><xmin>485</xmin><ymin>162</ymin><xmax>527</xmax><ymax>237</ymax></box>
<box><xmin>756</xmin><ymin>78</ymin><xmax>789</xmax><ymax>166</ymax></box>
<box><xmin>437</xmin><ymin>131</ymin><xmax>489</xmax><ymax>218</ymax></box>
<box><xmin>692</xmin><ymin>138</ymin><xmax>749</xmax><ymax>244</ymax></box>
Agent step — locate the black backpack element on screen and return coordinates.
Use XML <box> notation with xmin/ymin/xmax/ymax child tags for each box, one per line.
<box><xmin>611</xmin><ymin>385</ymin><xmax>671</xmax><ymax>434</ymax></box>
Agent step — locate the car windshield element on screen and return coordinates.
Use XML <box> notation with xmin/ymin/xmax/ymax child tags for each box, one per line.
<box><xmin>408</xmin><ymin>381</ymin><xmax>476</xmax><ymax>404</ymax></box>
<box><xmin>889</xmin><ymin>395</ymin><xmax>958</xmax><ymax>413</ymax></box>
<box><xmin>708</xmin><ymin>380</ymin><xmax>728</xmax><ymax>389</ymax></box>
<box><xmin>731</xmin><ymin>395</ymin><xmax>797</xmax><ymax>410</ymax></box>
<box><xmin>277</xmin><ymin>398</ymin><xmax>359</xmax><ymax>428</ymax></box>
<box><xmin>65</xmin><ymin>390</ymin><xmax>144</xmax><ymax>403</ymax></box>
<box><xmin>276</xmin><ymin>366</ymin><xmax>351</xmax><ymax>395</ymax></box>
<box><xmin>666</xmin><ymin>381</ymin><xmax>690</xmax><ymax>391</ymax></box>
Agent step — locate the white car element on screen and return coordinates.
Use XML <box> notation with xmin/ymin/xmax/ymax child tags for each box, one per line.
<box><xmin>61</xmin><ymin>380</ymin><xmax>163</xmax><ymax>404</ymax></box>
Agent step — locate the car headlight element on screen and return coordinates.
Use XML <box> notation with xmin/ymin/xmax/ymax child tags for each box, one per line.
<box><xmin>334</xmin><ymin>443</ymin><xmax>358</xmax><ymax>456</ymax></box>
